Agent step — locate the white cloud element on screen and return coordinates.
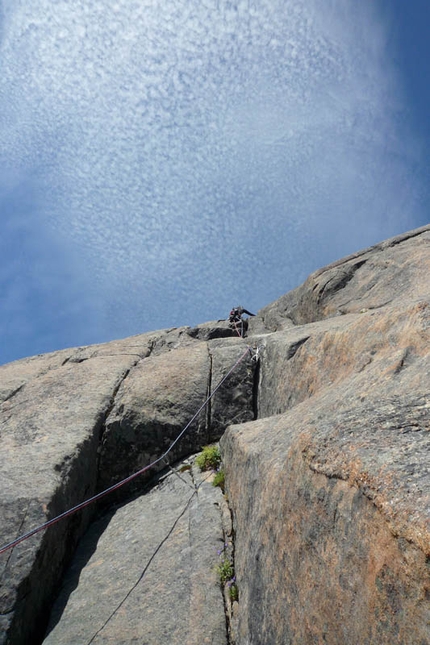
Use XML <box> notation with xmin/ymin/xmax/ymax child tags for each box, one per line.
<box><xmin>0</xmin><ymin>0</ymin><xmax>425</xmax><ymax>359</ymax></box>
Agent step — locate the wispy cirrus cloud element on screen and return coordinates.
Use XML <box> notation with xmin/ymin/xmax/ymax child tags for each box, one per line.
<box><xmin>0</xmin><ymin>0</ymin><xmax>425</xmax><ymax>363</ymax></box>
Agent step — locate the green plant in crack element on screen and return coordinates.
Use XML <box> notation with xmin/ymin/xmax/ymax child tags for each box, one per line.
<box><xmin>196</xmin><ymin>445</ymin><xmax>222</xmax><ymax>471</ymax></box>
<box><xmin>216</xmin><ymin>552</ymin><xmax>239</xmax><ymax>601</ymax></box>
<box><xmin>212</xmin><ymin>468</ymin><xmax>225</xmax><ymax>492</ymax></box>
<box><xmin>228</xmin><ymin>579</ymin><xmax>238</xmax><ymax>602</ymax></box>
<box><xmin>216</xmin><ymin>555</ymin><xmax>234</xmax><ymax>585</ymax></box>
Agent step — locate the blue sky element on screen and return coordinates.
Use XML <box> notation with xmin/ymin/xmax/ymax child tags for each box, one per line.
<box><xmin>0</xmin><ymin>0</ymin><xmax>429</xmax><ymax>365</ymax></box>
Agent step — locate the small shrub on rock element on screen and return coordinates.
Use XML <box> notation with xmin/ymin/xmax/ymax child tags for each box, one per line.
<box><xmin>228</xmin><ymin>580</ymin><xmax>238</xmax><ymax>602</ymax></box>
<box><xmin>212</xmin><ymin>468</ymin><xmax>225</xmax><ymax>492</ymax></box>
<box><xmin>216</xmin><ymin>556</ymin><xmax>234</xmax><ymax>585</ymax></box>
<box><xmin>196</xmin><ymin>445</ymin><xmax>221</xmax><ymax>471</ymax></box>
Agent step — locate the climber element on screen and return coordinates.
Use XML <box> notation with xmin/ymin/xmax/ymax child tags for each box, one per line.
<box><xmin>228</xmin><ymin>305</ymin><xmax>255</xmax><ymax>337</ymax></box>
<box><xmin>229</xmin><ymin>306</ymin><xmax>255</xmax><ymax>323</ymax></box>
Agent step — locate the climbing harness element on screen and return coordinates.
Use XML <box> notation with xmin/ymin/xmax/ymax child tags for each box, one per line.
<box><xmin>232</xmin><ymin>318</ymin><xmax>245</xmax><ymax>338</ymax></box>
<box><xmin>229</xmin><ymin>305</ymin><xmax>255</xmax><ymax>339</ymax></box>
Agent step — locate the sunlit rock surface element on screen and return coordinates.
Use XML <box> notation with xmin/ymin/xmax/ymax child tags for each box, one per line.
<box><xmin>1</xmin><ymin>224</ymin><xmax>429</xmax><ymax>644</ymax></box>
<box><xmin>222</xmin><ymin>224</ymin><xmax>430</xmax><ymax>644</ymax></box>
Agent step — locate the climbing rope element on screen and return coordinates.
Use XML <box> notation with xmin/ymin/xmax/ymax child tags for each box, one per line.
<box><xmin>0</xmin><ymin>345</ymin><xmax>252</xmax><ymax>556</ymax></box>
<box><xmin>232</xmin><ymin>318</ymin><xmax>244</xmax><ymax>338</ymax></box>
<box><xmin>86</xmin><ymin>469</ymin><xmax>214</xmax><ymax>645</ymax></box>
<box><xmin>234</xmin><ymin>312</ymin><xmax>263</xmax><ymax>363</ymax></box>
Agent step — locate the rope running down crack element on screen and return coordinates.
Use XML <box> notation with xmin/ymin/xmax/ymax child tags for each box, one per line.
<box><xmin>0</xmin><ymin>344</ymin><xmax>253</xmax><ymax>555</ymax></box>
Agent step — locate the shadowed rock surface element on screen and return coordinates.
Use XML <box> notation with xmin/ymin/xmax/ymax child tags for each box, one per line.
<box><xmin>0</xmin><ymin>343</ymin><xmax>144</xmax><ymax>645</ymax></box>
<box><xmin>1</xmin><ymin>223</ymin><xmax>429</xmax><ymax>644</ymax></box>
<box><xmin>43</xmin><ymin>458</ymin><xmax>229</xmax><ymax>645</ymax></box>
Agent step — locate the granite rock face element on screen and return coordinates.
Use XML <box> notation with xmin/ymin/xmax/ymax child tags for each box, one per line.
<box><xmin>0</xmin><ymin>343</ymin><xmax>142</xmax><ymax>645</ymax></box>
<box><xmin>222</xmin><ymin>224</ymin><xmax>430</xmax><ymax>644</ymax></box>
<box><xmin>1</xmin><ymin>224</ymin><xmax>429</xmax><ymax>645</ymax></box>
<box><xmin>43</xmin><ymin>458</ymin><xmax>230</xmax><ymax>645</ymax></box>
<box><xmin>0</xmin><ymin>327</ymin><xmax>254</xmax><ymax>644</ymax></box>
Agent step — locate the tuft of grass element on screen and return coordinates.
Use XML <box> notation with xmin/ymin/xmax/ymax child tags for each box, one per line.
<box><xmin>229</xmin><ymin>582</ymin><xmax>238</xmax><ymax>602</ymax></box>
<box><xmin>212</xmin><ymin>469</ymin><xmax>225</xmax><ymax>492</ymax></box>
<box><xmin>216</xmin><ymin>556</ymin><xmax>234</xmax><ymax>585</ymax></box>
<box><xmin>196</xmin><ymin>445</ymin><xmax>222</xmax><ymax>472</ymax></box>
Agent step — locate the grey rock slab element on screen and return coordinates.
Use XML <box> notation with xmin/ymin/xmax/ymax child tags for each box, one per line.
<box><xmin>0</xmin><ymin>355</ymin><xmax>138</xmax><ymax>500</ymax></box>
<box><xmin>253</xmin><ymin>224</ymin><xmax>430</xmax><ymax>331</ymax></box>
<box><xmin>256</xmin><ymin>298</ymin><xmax>430</xmax><ymax>420</ymax></box>
<box><xmin>0</xmin><ymin>325</ymin><xmax>256</xmax><ymax>644</ymax></box>
<box><xmin>186</xmin><ymin>319</ymin><xmax>237</xmax><ymax>341</ymax></box>
<box><xmin>98</xmin><ymin>343</ymin><xmax>212</xmax><ymax>495</ymax></box>
<box><xmin>252</xmin><ymin>313</ymin><xmax>356</xmax><ymax>418</ymax></box>
<box><xmin>0</xmin><ymin>352</ymin><xmax>141</xmax><ymax>645</ymax></box>
<box><xmin>43</xmin><ymin>458</ymin><xmax>228</xmax><ymax>645</ymax></box>
<box><xmin>222</xmin><ymin>385</ymin><xmax>430</xmax><ymax>644</ymax></box>
<box><xmin>221</xmin><ymin>237</ymin><xmax>430</xmax><ymax>644</ymax></box>
<box><xmin>208</xmin><ymin>339</ymin><xmax>256</xmax><ymax>441</ymax></box>
<box><xmin>0</xmin><ymin>349</ymin><xmax>72</xmax><ymax>404</ymax></box>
